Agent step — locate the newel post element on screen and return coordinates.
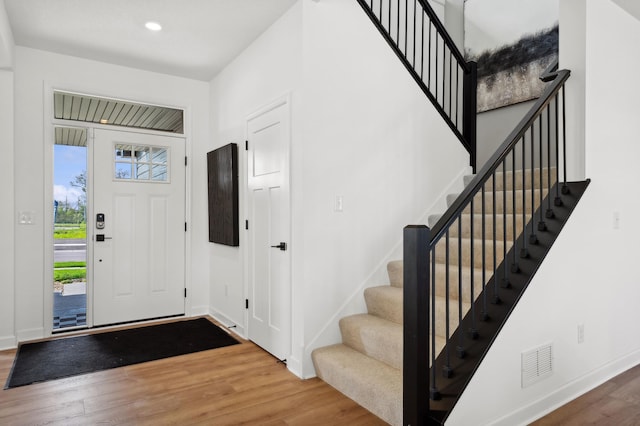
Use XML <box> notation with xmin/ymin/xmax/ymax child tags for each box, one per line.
<box><xmin>403</xmin><ymin>225</ymin><xmax>430</xmax><ymax>426</ymax></box>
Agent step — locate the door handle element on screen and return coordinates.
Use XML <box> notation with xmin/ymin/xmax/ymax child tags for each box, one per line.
<box><xmin>270</xmin><ymin>242</ymin><xmax>287</xmax><ymax>251</ymax></box>
<box><xmin>96</xmin><ymin>234</ymin><xmax>113</xmax><ymax>242</ymax></box>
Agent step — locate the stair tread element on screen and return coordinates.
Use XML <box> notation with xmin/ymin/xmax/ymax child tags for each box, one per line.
<box><xmin>312</xmin><ymin>344</ymin><xmax>401</xmax><ymax>426</ymax></box>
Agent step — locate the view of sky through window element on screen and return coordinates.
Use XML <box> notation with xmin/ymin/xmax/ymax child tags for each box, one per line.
<box><xmin>54</xmin><ymin>144</ymin><xmax>86</xmax><ymax>206</ymax></box>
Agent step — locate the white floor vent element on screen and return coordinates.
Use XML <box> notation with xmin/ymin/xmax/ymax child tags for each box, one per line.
<box><xmin>521</xmin><ymin>343</ymin><xmax>553</xmax><ymax>388</ymax></box>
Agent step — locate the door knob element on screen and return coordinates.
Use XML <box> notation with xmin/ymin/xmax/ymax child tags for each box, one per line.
<box><xmin>270</xmin><ymin>242</ymin><xmax>287</xmax><ymax>251</ymax></box>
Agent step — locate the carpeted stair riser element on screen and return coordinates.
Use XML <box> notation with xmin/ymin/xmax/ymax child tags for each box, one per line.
<box><xmin>449</xmin><ymin>213</ymin><xmax>528</xmax><ymax>241</ymax></box>
<box><xmin>433</xmin><ymin>265</ymin><xmax>490</xmax><ymax>303</ymax></box>
<box><xmin>431</xmin><ymin>295</ymin><xmax>471</xmax><ymax>339</ymax></box>
<box><xmin>340</xmin><ymin>314</ymin><xmax>403</xmax><ymax>370</ymax></box>
<box><xmin>466</xmin><ymin>167</ymin><xmax>557</xmax><ymax>191</ymax></box>
<box><xmin>383</xmin><ymin>260</ymin><xmax>493</xmax><ymax>310</ymax></box>
<box><xmin>363</xmin><ymin>284</ymin><xmax>471</xmax><ymax>340</ymax></box>
<box><xmin>465</xmin><ymin>188</ymin><xmax>548</xmax><ymax>215</ymax></box>
<box><xmin>387</xmin><ymin>260</ymin><xmax>488</xmax><ymax>304</ymax></box>
<box><xmin>433</xmin><ymin>237</ymin><xmax>508</xmax><ymax>269</ymax></box>
<box><xmin>387</xmin><ymin>260</ymin><xmax>404</xmax><ymax>288</ymax></box>
<box><xmin>364</xmin><ymin>285</ymin><xmax>403</xmax><ymax>324</ymax></box>
<box><xmin>438</xmin><ymin>180</ymin><xmax>553</xmax><ymax>234</ymax></box>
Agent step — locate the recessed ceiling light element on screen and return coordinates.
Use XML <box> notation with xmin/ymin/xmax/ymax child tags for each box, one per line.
<box><xmin>145</xmin><ymin>22</ymin><xmax>162</xmax><ymax>31</ymax></box>
<box><xmin>100</xmin><ymin>119</ymin><xmax>109</xmax><ymax>124</ymax></box>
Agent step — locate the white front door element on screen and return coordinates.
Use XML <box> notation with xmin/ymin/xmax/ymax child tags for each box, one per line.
<box><xmin>247</xmin><ymin>98</ymin><xmax>291</xmax><ymax>361</ymax></box>
<box><xmin>93</xmin><ymin>129</ymin><xmax>186</xmax><ymax>326</ymax></box>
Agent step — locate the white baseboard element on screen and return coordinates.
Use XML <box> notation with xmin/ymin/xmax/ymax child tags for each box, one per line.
<box><xmin>209</xmin><ymin>310</ymin><xmax>246</xmax><ymax>339</ymax></box>
<box><xmin>287</xmin><ymin>355</ymin><xmax>303</xmax><ymax>379</ymax></box>
<box><xmin>0</xmin><ymin>335</ymin><xmax>17</xmax><ymax>350</ymax></box>
<box><xmin>493</xmin><ymin>349</ymin><xmax>640</xmax><ymax>426</ymax></box>
<box><xmin>16</xmin><ymin>327</ymin><xmax>44</xmax><ymax>343</ymax></box>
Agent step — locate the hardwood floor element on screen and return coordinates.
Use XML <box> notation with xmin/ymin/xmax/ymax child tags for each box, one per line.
<box><xmin>0</xmin><ymin>318</ymin><xmax>387</xmax><ymax>425</ymax></box>
<box><xmin>8</xmin><ymin>317</ymin><xmax>637</xmax><ymax>425</ymax></box>
<box><xmin>532</xmin><ymin>364</ymin><xmax>640</xmax><ymax>425</ymax></box>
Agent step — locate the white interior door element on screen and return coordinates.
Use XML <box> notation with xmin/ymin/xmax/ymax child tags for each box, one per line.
<box><xmin>247</xmin><ymin>98</ymin><xmax>291</xmax><ymax>361</ymax></box>
<box><xmin>93</xmin><ymin>129</ymin><xmax>186</xmax><ymax>326</ymax></box>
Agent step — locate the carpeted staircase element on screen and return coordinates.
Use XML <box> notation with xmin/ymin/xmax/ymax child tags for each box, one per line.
<box><xmin>312</xmin><ymin>167</ymin><xmax>556</xmax><ymax>425</ymax></box>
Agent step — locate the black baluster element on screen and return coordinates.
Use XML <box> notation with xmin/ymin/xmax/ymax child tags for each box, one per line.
<box><xmin>397</xmin><ymin>0</ymin><xmax>400</xmax><ymax>47</ymax></box>
<box><xmin>430</xmin><ymin>247</ymin><xmax>440</xmax><ymax>400</ymax></box>
<box><xmin>441</xmin><ymin>40</ymin><xmax>446</xmax><ymax>108</ymax></box>
<box><xmin>511</xmin><ymin>150</ymin><xmax>519</xmax><ymax>273</ymax></box>
<box><xmin>443</xmin><ymin>231</ymin><xmax>452</xmax><ymax>378</ymax></box>
<box><xmin>435</xmin><ymin>33</ymin><xmax>439</xmax><ymax>101</ymax></box>
<box><xmin>492</xmin><ymin>172</ymin><xmax>500</xmax><ymax>304</ymax></box>
<box><xmin>457</xmin><ymin>216</ymin><xmax>465</xmax><ymax>359</ymax></box>
<box><xmin>412</xmin><ymin>0</ymin><xmax>416</xmax><ymax>67</ymax></box>
<box><xmin>561</xmin><ymin>85</ymin><xmax>569</xmax><ymax>195</ymax></box>
<box><xmin>420</xmin><ymin>8</ymin><xmax>424</xmax><ymax>79</ymax></box>
<box><xmin>546</xmin><ymin>104</ymin><xmax>555</xmax><ymax>219</ymax></box>
<box><xmin>502</xmin><ymin>160</ymin><xmax>509</xmax><ymax>288</ymax></box>
<box><xmin>449</xmin><ymin>50</ymin><xmax>453</xmax><ymax>120</ymax></box>
<box><xmin>404</xmin><ymin>0</ymin><xmax>408</xmax><ymax>57</ymax></box>
<box><xmin>520</xmin><ymin>135</ymin><xmax>529</xmax><ymax>258</ymax></box>
<box><xmin>481</xmin><ymin>186</ymin><xmax>489</xmax><ymax>320</ymax></box>
<box><xmin>455</xmin><ymin>63</ymin><xmax>460</xmax><ymax>128</ymax></box>
<box><xmin>469</xmin><ymin>198</ymin><xmax>478</xmax><ymax>339</ymax></box>
<box><xmin>554</xmin><ymin>94</ymin><xmax>563</xmax><ymax>207</ymax></box>
<box><xmin>538</xmin><ymin>113</ymin><xmax>547</xmax><ymax>231</ymax></box>
<box><xmin>529</xmin><ymin>126</ymin><xmax>538</xmax><ymax>245</ymax></box>
<box><xmin>427</xmin><ymin>21</ymin><xmax>432</xmax><ymax>90</ymax></box>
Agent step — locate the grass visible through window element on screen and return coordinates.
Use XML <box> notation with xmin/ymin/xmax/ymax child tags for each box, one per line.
<box><xmin>54</xmin><ymin>223</ymin><xmax>86</xmax><ymax>240</ymax></box>
<box><xmin>54</xmin><ymin>261</ymin><xmax>86</xmax><ymax>283</ymax></box>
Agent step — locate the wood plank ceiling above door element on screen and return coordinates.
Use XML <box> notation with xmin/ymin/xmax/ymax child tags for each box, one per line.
<box><xmin>54</xmin><ymin>91</ymin><xmax>184</xmax><ymax>134</ymax></box>
<box><xmin>54</xmin><ymin>126</ymin><xmax>87</xmax><ymax>147</ymax></box>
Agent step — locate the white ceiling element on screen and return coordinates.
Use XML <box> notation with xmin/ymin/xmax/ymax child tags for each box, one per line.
<box><xmin>2</xmin><ymin>0</ymin><xmax>298</xmax><ymax>81</ymax></box>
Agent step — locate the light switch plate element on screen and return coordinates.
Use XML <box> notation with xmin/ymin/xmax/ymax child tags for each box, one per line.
<box><xmin>18</xmin><ymin>211</ymin><xmax>35</xmax><ymax>225</ymax></box>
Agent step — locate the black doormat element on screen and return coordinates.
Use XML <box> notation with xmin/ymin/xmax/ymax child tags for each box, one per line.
<box><xmin>5</xmin><ymin>318</ymin><xmax>239</xmax><ymax>389</ymax></box>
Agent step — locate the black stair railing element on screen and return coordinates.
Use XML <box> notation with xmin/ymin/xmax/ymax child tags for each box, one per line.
<box><xmin>356</xmin><ymin>0</ymin><xmax>477</xmax><ymax>170</ymax></box>
<box><xmin>404</xmin><ymin>62</ymin><xmax>575</xmax><ymax>425</ymax></box>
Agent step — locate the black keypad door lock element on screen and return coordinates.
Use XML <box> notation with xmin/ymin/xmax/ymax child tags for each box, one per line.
<box><xmin>96</xmin><ymin>213</ymin><xmax>105</xmax><ymax>229</ymax></box>
<box><xmin>270</xmin><ymin>242</ymin><xmax>287</xmax><ymax>251</ymax></box>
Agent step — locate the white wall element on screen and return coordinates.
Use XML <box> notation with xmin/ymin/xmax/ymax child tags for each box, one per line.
<box><xmin>560</xmin><ymin>0</ymin><xmax>587</xmax><ymax>181</ymax></box>
<box><xmin>209</xmin><ymin>0</ymin><xmax>470</xmax><ymax>379</ymax></box>
<box><xmin>0</xmin><ymin>69</ymin><xmax>15</xmax><ymax>349</ymax></box>
<box><xmin>446</xmin><ymin>1</ymin><xmax>640</xmax><ymax>424</ymax></box>
<box><xmin>12</xmin><ymin>47</ymin><xmax>210</xmax><ymax>341</ymax></box>
<box><xmin>208</xmin><ymin>0</ymin><xmax>304</xmax><ymax>343</ymax></box>
<box><xmin>443</xmin><ymin>0</ymin><xmax>465</xmax><ymax>52</ymax></box>
<box><xmin>475</xmin><ymin>100</ymin><xmax>533</xmax><ymax>169</ymax></box>
<box><xmin>300</xmin><ymin>0</ymin><xmax>469</xmax><ymax>378</ymax></box>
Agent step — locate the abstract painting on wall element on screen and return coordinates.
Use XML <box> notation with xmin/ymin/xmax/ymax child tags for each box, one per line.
<box><xmin>464</xmin><ymin>0</ymin><xmax>559</xmax><ymax>112</ymax></box>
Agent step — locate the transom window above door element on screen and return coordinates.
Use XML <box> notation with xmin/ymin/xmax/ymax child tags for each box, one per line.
<box><xmin>54</xmin><ymin>91</ymin><xmax>184</xmax><ymax>134</ymax></box>
<box><xmin>114</xmin><ymin>144</ymin><xmax>169</xmax><ymax>182</ymax></box>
